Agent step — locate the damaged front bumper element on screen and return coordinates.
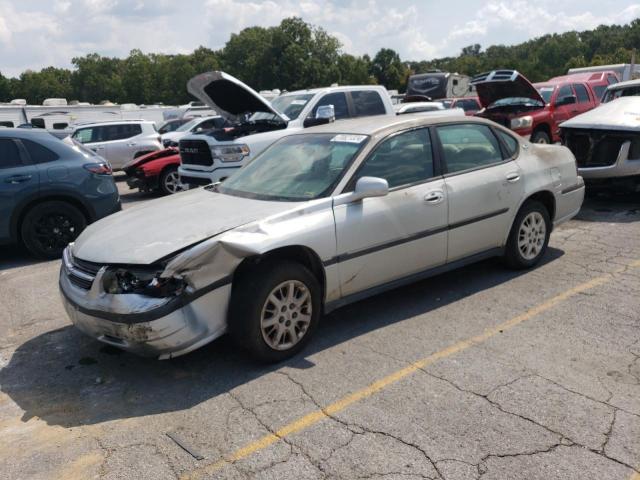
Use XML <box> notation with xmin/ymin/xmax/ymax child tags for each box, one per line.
<box><xmin>59</xmin><ymin>247</ymin><xmax>233</xmax><ymax>359</ymax></box>
<box><xmin>564</xmin><ymin>128</ymin><xmax>640</xmax><ymax>180</ymax></box>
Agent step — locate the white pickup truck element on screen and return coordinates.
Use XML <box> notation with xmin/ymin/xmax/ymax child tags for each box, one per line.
<box><xmin>177</xmin><ymin>71</ymin><xmax>396</xmax><ymax>187</ymax></box>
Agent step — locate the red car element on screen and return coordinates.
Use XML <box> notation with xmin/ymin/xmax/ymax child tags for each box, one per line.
<box><xmin>472</xmin><ymin>70</ymin><xmax>598</xmax><ymax>143</ymax></box>
<box><xmin>123</xmin><ymin>148</ymin><xmax>185</xmax><ymax>195</ymax></box>
<box><xmin>440</xmin><ymin>97</ymin><xmax>481</xmax><ymax>115</ymax></box>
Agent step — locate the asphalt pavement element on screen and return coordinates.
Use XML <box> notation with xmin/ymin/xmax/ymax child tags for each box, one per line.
<box><xmin>0</xmin><ymin>179</ymin><xmax>639</xmax><ymax>480</ymax></box>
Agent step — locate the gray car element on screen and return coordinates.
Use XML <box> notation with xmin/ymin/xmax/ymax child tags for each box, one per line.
<box><xmin>0</xmin><ymin>129</ymin><xmax>120</xmax><ymax>258</ymax></box>
<box><xmin>59</xmin><ymin>115</ymin><xmax>584</xmax><ymax>361</ymax></box>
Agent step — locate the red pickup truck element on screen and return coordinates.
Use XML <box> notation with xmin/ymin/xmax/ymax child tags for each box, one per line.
<box><xmin>471</xmin><ymin>70</ymin><xmax>599</xmax><ymax>143</ymax></box>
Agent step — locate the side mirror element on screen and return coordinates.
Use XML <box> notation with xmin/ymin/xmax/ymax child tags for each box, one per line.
<box><xmin>556</xmin><ymin>95</ymin><xmax>576</xmax><ymax>106</ymax></box>
<box><xmin>316</xmin><ymin>104</ymin><xmax>335</xmax><ymax>121</ymax></box>
<box><xmin>351</xmin><ymin>176</ymin><xmax>389</xmax><ymax>201</ymax></box>
<box><xmin>303</xmin><ymin>104</ymin><xmax>336</xmax><ymax>128</ymax></box>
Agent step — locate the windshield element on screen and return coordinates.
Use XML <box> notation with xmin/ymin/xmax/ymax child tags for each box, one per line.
<box><xmin>489</xmin><ymin>97</ymin><xmax>544</xmax><ymax>108</ymax></box>
<box><xmin>175</xmin><ymin>118</ymin><xmax>202</xmax><ymax>132</ymax></box>
<box><xmin>250</xmin><ymin>94</ymin><xmax>314</xmax><ymax>122</ymax></box>
<box><xmin>536</xmin><ymin>86</ymin><xmax>556</xmax><ymax>103</ymax></box>
<box><xmin>217</xmin><ymin>133</ymin><xmax>368</xmax><ymax>201</ymax></box>
<box><xmin>602</xmin><ymin>86</ymin><xmax>640</xmax><ymax>103</ymax></box>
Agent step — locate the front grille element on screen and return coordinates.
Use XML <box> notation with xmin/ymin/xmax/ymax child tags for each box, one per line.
<box><xmin>563</xmin><ymin>129</ymin><xmax>640</xmax><ymax>168</ymax></box>
<box><xmin>179</xmin><ymin>140</ymin><xmax>213</xmax><ymax>166</ymax></box>
<box><xmin>63</xmin><ymin>248</ymin><xmax>102</xmax><ymax>290</ymax></box>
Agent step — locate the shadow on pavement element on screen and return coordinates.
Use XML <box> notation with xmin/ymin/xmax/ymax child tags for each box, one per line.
<box><xmin>577</xmin><ymin>191</ymin><xmax>640</xmax><ymax>224</ymax></box>
<box><xmin>0</xmin><ymin>248</ymin><xmax>563</xmax><ymax>428</ymax></box>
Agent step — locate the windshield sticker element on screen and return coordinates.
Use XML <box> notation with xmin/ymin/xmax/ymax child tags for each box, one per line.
<box><xmin>330</xmin><ymin>134</ymin><xmax>367</xmax><ymax>144</ymax></box>
<box><xmin>290</xmin><ymin>99</ymin><xmax>308</xmax><ymax>105</ymax></box>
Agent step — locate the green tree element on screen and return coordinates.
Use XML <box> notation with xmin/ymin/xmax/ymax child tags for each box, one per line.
<box><xmin>370</xmin><ymin>48</ymin><xmax>408</xmax><ymax>90</ymax></box>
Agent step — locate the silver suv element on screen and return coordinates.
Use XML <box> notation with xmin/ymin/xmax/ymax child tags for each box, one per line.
<box><xmin>71</xmin><ymin>120</ymin><xmax>162</xmax><ymax>170</ymax></box>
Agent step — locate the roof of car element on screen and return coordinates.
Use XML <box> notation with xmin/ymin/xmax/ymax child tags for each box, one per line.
<box><xmin>280</xmin><ymin>85</ymin><xmax>387</xmax><ymax>96</ymax></box>
<box><xmin>548</xmin><ymin>71</ymin><xmax>617</xmax><ymax>83</ymax></box>
<box><xmin>72</xmin><ymin>119</ymin><xmax>154</xmax><ymax>128</ymax></box>
<box><xmin>298</xmin><ymin>114</ymin><xmax>492</xmax><ymax>137</ymax></box>
<box><xmin>0</xmin><ymin>127</ymin><xmax>60</xmax><ymax>140</ymax></box>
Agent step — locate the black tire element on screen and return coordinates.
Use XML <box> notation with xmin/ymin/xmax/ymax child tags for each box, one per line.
<box><xmin>530</xmin><ymin>130</ymin><xmax>551</xmax><ymax>144</ymax></box>
<box><xmin>20</xmin><ymin>201</ymin><xmax>87</xmax><ymax>259</ymax></box>
<box><xmin>229</xmin><ymin>260</ymin><xmax>321</xmax><ymax>363</ymax></box>
<box><xmin>159</xmin><ymin>166</ymin><xmax>184</xmax><ymax>195</ymax></box>
<box><xmin>504</xmin><ymin>200</ymin><xmax>551</xmax><ymax>269</ymax></box>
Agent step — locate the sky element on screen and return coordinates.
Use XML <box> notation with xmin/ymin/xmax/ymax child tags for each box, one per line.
<box><xmin>1</xmin><ymin>0</ymin><xmax>639</xmax><ymax>77</ymax></box>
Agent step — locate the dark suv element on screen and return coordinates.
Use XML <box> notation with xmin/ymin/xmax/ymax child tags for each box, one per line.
<box><xmin>0</xmin><ymin>129</ymin><xmax>121</xmax><ymax>258</ymax></box>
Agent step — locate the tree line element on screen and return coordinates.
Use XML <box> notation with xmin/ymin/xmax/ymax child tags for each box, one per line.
<box><xmin>1</xmin><ymin>16</ymin><xmax>639</xmax><ymax>105</ymax></box>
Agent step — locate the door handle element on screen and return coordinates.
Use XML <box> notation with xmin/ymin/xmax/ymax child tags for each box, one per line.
<box><xmin>5</xmin><ymin>174</ymin><xmax>32</xmax><ymax>184</ymax></box>
<box><xmin>424</xmin><ymin>190</ymin><xmax>444</xmax><ymax>204</ymax></box>
<box><xmin>506</xmin><ymin>172</ymin><xmax>520</xmax><ymax>183</ymax></box>
<box><xmin>126</xmin><ymin>143</ymin><xmax>137</xmax><ymax>146</ymax></box>
<box><xmin>91</xmin><ymin>147</ymin><xmax>104</xmax><ymax>151</ymax></box>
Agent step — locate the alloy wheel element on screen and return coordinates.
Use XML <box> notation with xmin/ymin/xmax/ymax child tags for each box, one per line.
<box><xmin>260</xmin><ymin>280</ymin><xmax>312</xmax><ymax>351</ymax></box>
<box><xmin>517</xmin><ymin>211</ymin><xmax>546</xmax><ymax>260</ymax></box>
<box><xmin>33</xmin><ymin>213</ymin><xmax>78</xmax><ymax>253</ymax></box>
<box><xmin>164</xmin><ymin>171</ymin><xmax>186</xmax><ymax>194</ymax></box>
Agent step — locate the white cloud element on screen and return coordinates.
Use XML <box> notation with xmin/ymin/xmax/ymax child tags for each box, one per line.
<box><xmin>1</xmin><ymin>0</ymin><xmax>639</xmax><ymax>77</ymax></box>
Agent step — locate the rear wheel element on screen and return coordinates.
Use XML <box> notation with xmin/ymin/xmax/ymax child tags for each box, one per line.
<box><xmin>504</xmin><ymin>200</ymin><xmax>551</xmax><ymax>269</ymax></box>
<box><xmin>21</xmin><ymin>201</ymin><xmax>87</xmax><ymax>259</ymax></box>
<box><xmin>530</xmin><ymin>130</ymin><xmax>550</xmax><ymax>144</ymax></box>
<box><xmin>159</xmin><ymin>166</ymin><xmax>186</xmax><ymax>195</ymax></box>
<box><xmin>229</xmin><ymin>260</ymin><xmax>321</xmax><ymax>363</ymax></box>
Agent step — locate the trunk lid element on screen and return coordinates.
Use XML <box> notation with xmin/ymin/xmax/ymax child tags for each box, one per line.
<box><xmin>471</xmin><ymin>70</ymin><xmax>545</xmax><ymax>108</ymax></box>
<box><xmin>187</xmin><ymin>71</ymin><xmax>289</xmax><ymax>124</ymax></box>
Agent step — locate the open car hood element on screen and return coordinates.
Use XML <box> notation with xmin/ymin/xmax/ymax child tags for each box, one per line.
<box><xmin>471</xmin><ymin>70</ymin><xmax>545</xmax><ymax>108</ymax></box>
<box><xmin>561</xmin><ymin>97</ymin><xmax>640</xmax><ymax>132</ymax></box>
<box><xmin>187</xmin><ymin>71</ymin><xmax>289</xmax><ymax>124</ymax></box>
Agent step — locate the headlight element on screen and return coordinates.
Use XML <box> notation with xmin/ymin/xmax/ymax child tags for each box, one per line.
<box><xmin>510</xmin><ymin>116</ymin><xmax>533</xmax><ymax>130</ymax></box>
<box><xmin>102</xmin><ymin>268</ymin><xmax>185</xmax><ymax>297</ymax></box>
<box><xmin>212</xmin><ymin>144</ymin><xmax>250</xmax><ymax>163</ymax></box>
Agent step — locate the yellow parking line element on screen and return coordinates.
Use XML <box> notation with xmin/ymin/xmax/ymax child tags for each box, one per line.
<box><xmin>181</xmin><ymin>263</ymin><xmax>637</xmax><ymax>480</ymax></box>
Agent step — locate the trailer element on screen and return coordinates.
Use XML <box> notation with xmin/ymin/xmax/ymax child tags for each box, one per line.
<box><xmin>406</xmin><ymin>71</ymin><xmax>474</xmax><ymax>100</ymax></box>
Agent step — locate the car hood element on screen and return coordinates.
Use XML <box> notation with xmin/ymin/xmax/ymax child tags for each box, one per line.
<box><xmin>187</xmin><ymin>71</ymin><xmax>289</xmax><ymax>124</ymax></box>
<box><xmin>123</xmin><ymin>148</ymin><xmax>178</xmax><ymax>170</ymax></box>
<box><xmin>471</xmin><ymin>70</ymin><xmax>545</xmax><ymax>108</ymax></box>
<box><xmin>561</xmin><ymin>97</ymin><xmax>640</xmax><ymax>132</ymax></box>
<box><xmin>161</xmin><ymin>131</ymin><xmax>185</xmax><ymax>142</ymax></box>
<box><xmin>71</xmin><ymin>188</ymin><xmax>298</xmax><ymax>265</ymax></box>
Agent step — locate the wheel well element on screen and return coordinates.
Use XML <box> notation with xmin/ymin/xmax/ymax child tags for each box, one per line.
<box><xmin>233</xmin><ymin>245</ymin><xmax>326</xmax><ymax>301</ymax></box>
<box><xmin>532</xmin><ymin>123</ymin><xmax>551</xmax><ymax>138</ymax></box>
<box><xmin>14</xmin><ymin>196</ymin><xmax>91</xmax><ymax>241</ymax></box>
<box><xmin>526</xmin><ymin>190</ymin><xmax>556</xmax><ymax>221</ymax></box>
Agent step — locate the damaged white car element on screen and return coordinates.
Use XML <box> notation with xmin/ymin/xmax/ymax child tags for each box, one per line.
<box><xmin>561</xmin><ymin>97</ymin><xmax>640</xmax><ymax>192</ymax></box>
<box><xmin>60</xmin><ymin>115</ymin><xmax>584</xmax><ymax>361</ymax></box>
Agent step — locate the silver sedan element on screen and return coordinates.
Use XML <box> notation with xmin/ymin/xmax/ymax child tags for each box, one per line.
<box><xmin>59</xmin><ymin>115</ymin><xmax>585</xmax><ymax>361</ymax></box>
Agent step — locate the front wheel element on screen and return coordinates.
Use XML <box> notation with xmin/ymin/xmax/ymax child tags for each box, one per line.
<box><xmin>159</xmin><ymin>166</ymin><xmax>186</xmax><ymax>195</ymax></box>
<box><xmin>504</xmin><ymin>200</ymin><xmax>551</xmax><ymax>269</ymax></box>
<box><xmin>530</xmin><ymin>130</ymin><xmax>550</xmax><ymax>144</ymax></box>
<box><xmin>20</xmin><ymin>201</ymin><xmax>87</xmax><ymax>259</ymax></box>
<box><xmin>229</xmin><ymin>260</ymin><xmax>321</xmax><ymax>363</ymax></box>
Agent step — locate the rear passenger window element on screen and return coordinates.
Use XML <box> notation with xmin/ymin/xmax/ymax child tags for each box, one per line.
<box><xmin>437</xmin><ymin>124</ymin><xmax>503</xmax><ymax>174</ymax></box>
<box><xmin>351</xmin><ymin>91</ymin><xmax>386</xmax><ymax>117</ymax></box>
<box><xmin>593</xmin><ymin>85</ymin><xmax>606</xmax><ymax>101</ymax></box>
<box><xmin>356</xmin><ymin>128</ymin><xmax>434</xmax><ymax>188</ymax></box>
<box><xmin>102</xmin><ymin>124</ymin><xmax>142</xmax><ymax>141</ymax></box>
<box><xmin>496</xmin><ymin>130</ymin><xmax>519</xmax><ymax>157</ymax></box>
<box><xmin>313</xmin><ymin>93</ymin><xmax>349</xmax><ymax>120</ymax></box>
<box><xmin>22</xmin><ymin>139</ymin><xmax>59</xmax><ymax>163</ymax></box>
<box><xmin>0</xmin><ymin>139</ymin><xmax>22</xmax><ymax>169</ymax></box>
<box><xmin>573</xmin><ymin>84</ymin><xmax>590</xmax><ymax>103</ymax></box>
<box><xmin>607</xmin><ymin>75</ymin><xmax>618</xmax><ymax>85</ymax></box>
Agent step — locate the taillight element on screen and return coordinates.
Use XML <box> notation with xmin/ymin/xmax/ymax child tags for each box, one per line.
<box><xmin>84</xmin><ymin>162</ymin><xmax>112</xmax><ymax>175</ymax></box>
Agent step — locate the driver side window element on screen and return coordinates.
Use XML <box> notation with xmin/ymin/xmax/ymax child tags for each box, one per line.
<box><xmin>311</xmin><ymin>92</ymin><xmax>349</xmax><ymax>120</ymax></box>
<box><xmin>355</xmin><ymin>128</ymin><xmax>434</xmax><ymax>189</ymax></box>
